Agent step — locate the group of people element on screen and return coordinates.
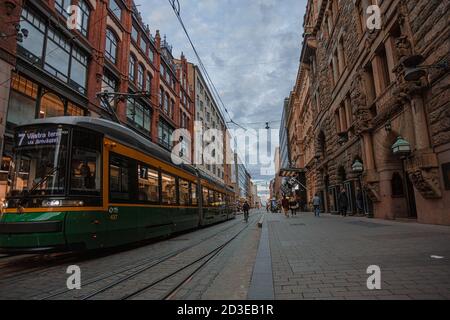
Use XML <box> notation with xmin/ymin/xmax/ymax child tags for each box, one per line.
<box><xmin>267</xmin><ymin>187</ymin><xmax>364</xmax><ymax>218</ymax></box>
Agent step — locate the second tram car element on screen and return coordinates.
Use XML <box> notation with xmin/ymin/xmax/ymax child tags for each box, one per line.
<box><xmin>0</xmin><ymin>117</ymin><xmax>236</xmax><ymax>252</ymax></box>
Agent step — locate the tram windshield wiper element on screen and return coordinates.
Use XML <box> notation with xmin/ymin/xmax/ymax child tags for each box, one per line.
<box><xmin>18</xmin><ymin>166</ymin><xmax>60</xmax><ymax>204</ymax></box>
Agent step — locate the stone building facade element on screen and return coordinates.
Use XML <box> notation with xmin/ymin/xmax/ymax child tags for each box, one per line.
<box><xmin>187</xmin><ymin>63</ymin><xmax>228</xmax><ymax>184</ymax></box>
<box><xmin>0</xmin><ymin>0</ymin><xmax>196</xmax><ymax>200</ymax></box>
<box><xmin>289</xmin><ymin>0</ymin><xmax>450</xmax><ymax>225</ymax></box>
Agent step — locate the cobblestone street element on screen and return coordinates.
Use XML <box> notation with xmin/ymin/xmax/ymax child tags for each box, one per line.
<box><xmin>265</xmin><ymin>211</ymin><xmax>450</xmax><ymax>300</ymax></box>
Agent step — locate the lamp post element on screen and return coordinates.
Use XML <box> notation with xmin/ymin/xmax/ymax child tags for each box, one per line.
<box><xmin>352</xmin><ymin>159</ymin><xmax>370</xmax><ymax>218</ymax></box>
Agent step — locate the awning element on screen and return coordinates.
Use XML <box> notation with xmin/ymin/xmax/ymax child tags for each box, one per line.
<box><xmin>279</xmin><ymin>168</ymin><xmax>305</xmax><ymax>177</ymax></box>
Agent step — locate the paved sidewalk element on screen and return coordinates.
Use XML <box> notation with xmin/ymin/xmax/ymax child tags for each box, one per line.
<box><xmin>265</xmin><ymin>212</ymin><xmax>450</xmax><ymax>300</ymax></box>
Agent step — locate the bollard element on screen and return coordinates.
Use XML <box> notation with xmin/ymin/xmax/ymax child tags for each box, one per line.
<box><xmin>258</xmin><ymin>213</ymin><xmax>265</xmax><ymax>228</ymax></box>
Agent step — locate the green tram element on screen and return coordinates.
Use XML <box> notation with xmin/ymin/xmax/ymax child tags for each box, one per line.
<box><xmin>0</xmin><ymin>117</ymin><xmax>236</xmax><ymax>253</ymax></box>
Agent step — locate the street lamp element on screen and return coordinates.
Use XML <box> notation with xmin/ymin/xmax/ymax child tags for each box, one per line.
<box><xmin>391</xmin><ymin>136</ymin><xmax>412</xmax><ymax>157</ymax></box>
<box><xmin>352</xmin><ymin>159</ymin><xmax>369</xmax><ymax>217</ymax></box>
<box><xmin>351</xmin><ymin>159</ymin><xmax>364</xmax><ymax>173</ymax></box>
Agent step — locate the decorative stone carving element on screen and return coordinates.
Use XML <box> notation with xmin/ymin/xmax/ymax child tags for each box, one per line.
<box><xmin>406</xmin><ymin>152</ymin><xmax>442</xmax><ymax>199</ymax></box>
<box><xmin>364</xmin><ymin>183</ymin><xmax>380</xmax><ymax>202</ymax></box>
<box><xmin>395</xmin><ymin>36</ymin><xmax>412</xmax><ymax>61</ymax></box>
<box><xmin>408</xmin><ymin>168</ymin><xmax>442</xmax><ymax>199</ymax></box>
<box><xmin>350</xmin><ymin>71</ymin><xmax>372</xmax><ymax>135</ymax></box>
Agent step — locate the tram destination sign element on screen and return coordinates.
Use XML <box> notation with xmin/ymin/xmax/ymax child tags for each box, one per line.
<box><xmin>16</xmin><ymin>127</ymin><xmax>68</xmax><ymax>147</ymax></box>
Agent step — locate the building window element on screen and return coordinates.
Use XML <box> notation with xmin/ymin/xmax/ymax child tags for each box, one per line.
<box><xmin>376</xmin><ymin>46</ymin><xmax>391</xmax><ymax>92</ymax></box>
<box><xmin>44</xmin><ymin>28</ymin><xmax>71</xmax><ymax>82</ymax></box>
<box><xmin>170</xmin><ymin>99</ymin><xmax>175</xmax><ymax>118</ymax></box>
<box><xmin>145</xmin><ymin>73</ymin><xmax>152</xmax><ymax>94</ymax></box>
<box><xmin>105</xmin><ymin>29</ymin><xmax>118</xmax><ymax>64</ymax></box>
<box><xmin>7</xmin><ymin>73</ymin><xmax>38</xmax><ymax>126</ymax></box>
<box><xmin>127</xmin><ymin>98</ymin><xmax>151</xmax><ymax>132</ymax></box>
<box><xmin>101</xmin><ymin>71</ymin><xmax>118</xmax><ymax>109</ymax></box>
<box><xmin>161</xmin><ymin>173</ymin><xmax>176</xmax><ymax>205</ymax></box>
<box><xmin>77</xmin><ymin>0</ymin><xmax>90</xmax><ymax>37</ymax></box>
<box><xmin>159</xmin><ymin>87</ymin><xmax>164</xmax><ymax>107</ymax></box>
<box><xmin>39</xmin><ymin>92</ymin><xmax>65</xmax><ymax>118</ymax></box>
<box><xmin>138</xmin><ymin>165</ymin><xmax>159</xmax><ymax>202</ymax></box>
<box><xmin>140</xmin><ymin>38</ymin><xmax>147</xmax><ymax>53</ymax></box>
<box><xmin>137</xmin><ymin>64</ymin><xmax>144</xmax><ymax>90</ymax></box>
<box><xmin>69</xmin><ymin>46</ymin><xmax>88</xmax><ymax>93</ymax></box>
<box><xmin>129</xmin><ymin>55</ymin><xmax>136</xmax><ymax>82</ymax></box>
<box><xmin>109</xmin><ymin>0</ymin><xmax>122</xmax><ymax>21</ymax></box>
<box><xmin>163</xmin><ymin>94</ymin><xmax>169</xmax><ymax>114</ymax></box>
<box><xmin>131</xmin><ymin>25</ymin><xmax>138</xmax><ymax>43</ymax></box>
<box><xmin>55</xmin><ymin>0</ymin><xmax>70</xmax><ymax>17</ymax></box>
<box><xmin>158</xmin><ymin>119</ymin><xmax>174</xmax><ymax>150</ymax></box>
<box><xmin>148</xmin><ymin>49</ymin><xmax>154</xmax><ymax>63</ymax></box>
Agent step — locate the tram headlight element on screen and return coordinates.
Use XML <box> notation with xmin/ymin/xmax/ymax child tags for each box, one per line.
<box><xmin>42</xmin><ymin>200</ymin><xmax>84</xmax><ymax>207</ymax></box>
<box><xmin>42</xmin><ymin>200</ymin><xmax>61</xmax><ymax>207</ymax></box>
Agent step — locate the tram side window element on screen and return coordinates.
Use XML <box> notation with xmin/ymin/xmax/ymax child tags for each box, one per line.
<box><xmin>70</xmin><ymin>129</ymin><xmax>102</xmax><ymax>195</ymax></box>
<box><xmin>179</xmin><ymin>179</ymin><xmax>189</xmax><ymax>206</ymax></box>
<box><xmin>209</xmin><ymin>190</ymin><xmax>215</xmax><ymax>207</ymax></box>
<box><xmin>138</xmin><ymin>165</ymin><xmax>159</xmax><ymax>203</ymax></box>
<box><xmin>191</xmin><ymin>183</ymin><xmax>198</xmax><ymax>206</ymax></box>
<box><xmin>161</xmin><ymin>173</ymin><xmax>176</xmax><ymax>205</ymax></box>
<box><xmin>110</xmin><ymin>155</ymin><xmax>133</xmax><ymax>201</ymax></box>
<box><xmin>202</xmin><ymin>187</ymin><xmax>209</xmax><ymax>206</ymax></box>
<box><xmin>217</xmin><ymin>193</ymin><xmax>224</xmax><ymax>206</ymax></box>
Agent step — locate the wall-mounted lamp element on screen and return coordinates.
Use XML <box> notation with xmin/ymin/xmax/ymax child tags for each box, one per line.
<box><xmin>404</xmin><ymin>60</ymin><xmax>449</xmax><ymax>82</ymax></box>
<box><xmin>391</xmin><ymin>136</ymin><xmax>411</xmax><ymax>157</ymax></box>
<box><xmin>352</xmin><ymin>159</ymin><xmax>364</xmax><ymax>174</ymax></box>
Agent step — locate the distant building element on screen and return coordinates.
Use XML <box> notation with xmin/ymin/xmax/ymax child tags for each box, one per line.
<box><xmin>187</xmin><ymin>63</ymin><xmax>227</xmax><ymax>184</ymax></box>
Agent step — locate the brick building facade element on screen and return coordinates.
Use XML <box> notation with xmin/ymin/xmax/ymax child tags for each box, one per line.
<box><xmin>0</xmin><ymin>0</ymin><xmax>197</xmax><ymax>200</ymax></box>
<box><xmin>288</xmin><ymin>0</ymin><xmax>450</xmax><ymax>225</ymax></box>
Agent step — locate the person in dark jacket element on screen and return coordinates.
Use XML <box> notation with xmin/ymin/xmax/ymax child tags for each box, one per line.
<box><xmin>338</xmin><ymin>189</ymin><xmax>349</xmax><ymax>217</ymax></box>
<box><xmin>242</xmin><ymin>201</ymin><xmax>250</xmax><ymax>222</ymax></box>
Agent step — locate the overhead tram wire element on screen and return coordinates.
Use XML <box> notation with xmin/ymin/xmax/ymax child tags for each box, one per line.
<box><xmin>166</xmin><ymin>0</ymin><xmax>263</xmax><ymax>146</ymax></box>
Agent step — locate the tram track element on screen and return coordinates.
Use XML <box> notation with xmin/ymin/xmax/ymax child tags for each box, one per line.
<box><xmin>38</xmin><ymin>214</ymin><xmax>257</xmax><ymax>300</ymax></box>
<box><xmin>1</xmin><ymin>217</ymin><xmax>240</xmax><ymax>286</ymax></box>
<box><xmin>97</xmin><ymin>216</ymin><xmax>256</xmax><ymax>300</ymax></box>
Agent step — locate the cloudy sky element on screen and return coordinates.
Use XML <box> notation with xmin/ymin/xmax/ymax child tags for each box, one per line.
<box><xmin>135</xmin><ymin>0</ymin><xmax>306</xmax><ymax>199</ymax></box>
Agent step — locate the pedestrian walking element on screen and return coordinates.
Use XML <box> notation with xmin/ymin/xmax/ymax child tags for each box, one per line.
<box><xmin>243</xmin><ymin>201</ymin><xmax>250</xmax><ymax>222</ymax></box>
<box><xmin>281</xmin><ymin>196</ymin><xmax>290</xmax><ymax>218</ymax></box>
<box><xmin>289</xmin><ymin>199</ymin><xmax>298</xmax><ymax>217</ymax></box>
<box><xmin>312</xmin><ymin>193</ymin><xmax>321</xmax><ymax>217</ymax></box>
<box><xmin>338</xmin><ymin>189</ymin><xmax>349</xmax><ymax>217</ymax></box>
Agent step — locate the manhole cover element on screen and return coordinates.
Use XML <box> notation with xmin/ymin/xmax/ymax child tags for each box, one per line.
<box><xmin>348</xmin><ymin>221</ymin><xmax>387</xmax><ymax>228</ymax></box>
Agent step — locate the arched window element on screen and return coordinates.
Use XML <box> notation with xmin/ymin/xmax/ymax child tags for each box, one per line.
<box><xmin>105</xmin><ymin>29</ymin><xmax>118</xmax><ymax>64</ymax></box>
<box><xmin>159</xmin><ymin>87</ymin><xmax>164</xmax><ymax>107</ymax></box>
<box><xmin>129</xmin><ymin>55</ymin><xmax>136</xmax><ymax>82</ymax></box>
<box><xmin>39</xmin><ymin>92</ymin><xmax>65</xmax><ymax>118</ymax></box>
<box><xmin>145</xmin><ymin>73</ymin><xmax>152</xmax><ymax>93</ymax></box>
<box><xmin>77</xmin><ymin>0</ymin><xmax>90</xmax><ymax>37</ymax></box>
<box><xmin>137</xmin><ymin>64</ymin><xmax>144</xmax><ymax>89</ymax></box>
<box><xmin>391</xmin><ymin>172</ymin><xmax>405</xmax><ymax>197</ymax></box>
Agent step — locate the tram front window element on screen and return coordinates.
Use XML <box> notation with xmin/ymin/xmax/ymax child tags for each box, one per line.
<box><xmin>10</xmin><ymin>126</ymin><xmax>68</xmax><ymax>197</ymax></box>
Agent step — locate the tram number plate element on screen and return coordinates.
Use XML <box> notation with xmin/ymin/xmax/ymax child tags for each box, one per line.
<box><xmin>108</xmin><ymin>207</ymin><xmax>119</xmax><ymax>221</ymax></box>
